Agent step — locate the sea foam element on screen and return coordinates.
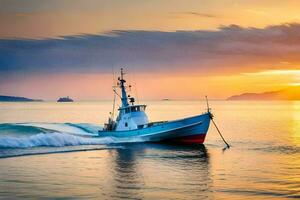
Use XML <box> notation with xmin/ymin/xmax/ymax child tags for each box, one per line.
<box><xmin>18</xmin><ymin>122</ymin><xmax>100</xmax><ymax>135</ymax></box>
<box><xmin>0</xmin><ymin>132</ymin><xmax>114</xmax><ymax>148</ymax></box>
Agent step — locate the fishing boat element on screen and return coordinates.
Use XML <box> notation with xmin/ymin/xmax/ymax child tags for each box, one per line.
<box><xmin>98</xmin><ymin>68</ymin><xmax>212</xmax><ymax>144</ymax></box>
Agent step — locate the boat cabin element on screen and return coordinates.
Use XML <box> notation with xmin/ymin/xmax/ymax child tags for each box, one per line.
<box><xmin>116</xmin><ymin>105</ymin><xmax>149</xmax><ymax>131</ymax></box>
<box><xmin>103</xmin><ymin>68</ymin><xmax>149</xmax><ymax>131</ymax></box>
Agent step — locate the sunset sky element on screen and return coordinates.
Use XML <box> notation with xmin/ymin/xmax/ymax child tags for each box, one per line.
<box><xmin>1</xmin><ymin>0</ymin><xmax>300</xmax><ymax>100</ymax></box>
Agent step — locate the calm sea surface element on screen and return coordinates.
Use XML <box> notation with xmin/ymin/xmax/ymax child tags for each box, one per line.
<box><xmin>0</xmin><ymin>100</ymin><xmax>299</xmax><ymax>199</ymax></box>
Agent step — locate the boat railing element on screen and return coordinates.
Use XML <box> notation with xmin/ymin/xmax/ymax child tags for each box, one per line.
<box><xmin>147</xmin><ymin>121</ymin><xmax>168</xmax><ymax>127</ymax></box>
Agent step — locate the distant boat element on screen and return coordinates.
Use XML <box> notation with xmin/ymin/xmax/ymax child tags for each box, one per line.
<box><xmin>57</xmin><ymin>96</ymin><xmax>74</xmax><ymax>102</ymax></box>
<box><xmin>162</xmin><ymin>98</ymin><xmax>171</xmax><ymax>101</ymax></box>
<box><xmin>98</xmin><ymin>68</ymin><xmax>212</xmax><ymax>144</ymax></box>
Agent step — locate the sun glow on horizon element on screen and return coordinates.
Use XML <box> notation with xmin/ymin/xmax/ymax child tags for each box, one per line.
<box><xmin>2</xmin><ymin>69</ymin><xmax>300</xmax><ymax>100</ymax></box>
<box><xmin>243</xmin><ymin>69</ymin><xmax>300</xmax><ymax>76</ymax></box>
<box><xmin>242</xmin><ymin>69</ymin><xmax>300</xmax><ymax>87</ymax></box>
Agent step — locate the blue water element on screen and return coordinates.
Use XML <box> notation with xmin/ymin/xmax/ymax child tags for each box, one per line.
<box><xmin>0</xmin><ymin>101</ymin><xmax>300</xmax><ymax>199</ymax></box>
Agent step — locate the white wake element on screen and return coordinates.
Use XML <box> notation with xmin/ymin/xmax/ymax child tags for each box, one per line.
<box><xmin>0</xmin><ymin>132</ymin><xmax>114</xmax><ymax>148</ymax></box>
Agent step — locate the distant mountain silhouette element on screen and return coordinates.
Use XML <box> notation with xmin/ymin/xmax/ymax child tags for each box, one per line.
<box><xmin>227</xmin><ymin>86</ymin><xmax>300</xmax><ymax>100</ymax></box>
<box><xmin>0</xmin><ymin>95</ymin><xmax>43</xmax><ymax>102</ymax></box>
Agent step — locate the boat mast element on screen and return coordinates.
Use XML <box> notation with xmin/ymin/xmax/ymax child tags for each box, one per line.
<box><xmin>119</xmin><ymin>68</ymin><xmax>129</xmax><ymax>107</ymax></box>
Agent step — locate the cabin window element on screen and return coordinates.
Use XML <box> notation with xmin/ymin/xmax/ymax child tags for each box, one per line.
<box><xmin>130</xmin><ymin>106</ymin><xmax>141</xmax><ymax>112</ymax></box>
<box><xmin>138</xmin><ymin>125</ymin><xmax>144</xmax><ymax>129</ymax></box>
<box><xmin>125</xmin><ymin>122</ymin><xmax>128</xmax><ymax>127</ymax></box>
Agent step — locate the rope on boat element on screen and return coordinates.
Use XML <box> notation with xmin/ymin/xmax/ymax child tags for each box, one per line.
<box><xmin>211</xmin><ymin>117</ymin><xmax>230</xmax><ymax>149</ymax></box>
<box><xmin>111</xmin><ymin>66</ymin><xmax>117</xmax><ymax>119</ymax></box>
<box><xmin>205</xmin><ymin>96</ymin><xmax>230</xmax><ymax>149</ymax></box>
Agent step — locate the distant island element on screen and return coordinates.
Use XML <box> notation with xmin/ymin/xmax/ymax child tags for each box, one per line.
<box><xmin>227</xmin><ymin>86</ymin><xmax>300</xmax><ymax>101</ymax></box>
<box><xmin>0</xmin><ymin>95</ymin><xmax>43</xmax><ymax>102</ymax></box>
<box><xmin>57</xmin><ymin>96</ymin><xmax>74</xmax><ymax>102</ymax></box>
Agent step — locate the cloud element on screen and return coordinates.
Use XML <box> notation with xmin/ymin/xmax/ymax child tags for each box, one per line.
<box><xmin>186</xmin><ymin>12</ymin><xmax>217</xmax><ymax>18</ymax></box>
<box><xmin>169</xmin><ymin>11</ymin><xmax>218</xmax><ymax>18</ymax></box>
<box><xmin>1</xmin><ymin>23</ymin><xmax>300</xmax><ymax>78</ymax></box>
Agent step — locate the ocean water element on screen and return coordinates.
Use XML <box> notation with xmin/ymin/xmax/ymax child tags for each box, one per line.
<box><xmin>0</xmin><ymin>100</ymin><xmax>299</xmax><ymax>199</ymax></box>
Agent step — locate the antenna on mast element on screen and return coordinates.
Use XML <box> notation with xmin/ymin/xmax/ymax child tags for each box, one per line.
<box><xmin>119</xmin><ymin>67</ymin><xmax>129</xmax><ymax>107</ymax></box>
<box><xmin>205</xmin><ymin>96</ymin><xmax>211</xmax><ymax>112</ymax></box>
<box><xmin>120</xmin><ymin>67</ymin><xmax>125</xmax><ymax>80</ymax></box>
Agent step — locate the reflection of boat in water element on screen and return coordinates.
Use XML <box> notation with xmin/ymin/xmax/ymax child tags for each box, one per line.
<box><xmin>57</xmin><ymin>96</ymin><xmax>74</xmax><ymax>102</ymax></box>
<box><xmin>98</xmin><ymin>68</ymin><xmax>212</xmax><ymax>144</ymax></box>
<box><xmin>107</xmin><ymin>143</ymin><xmax>211</xmax><ymax>199</ymax></box>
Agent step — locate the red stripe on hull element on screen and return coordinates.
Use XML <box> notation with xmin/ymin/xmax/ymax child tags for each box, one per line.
<box><xmin>164</xmin><ymin>134</ymin><xmax>207</xmax><ymax>144</ymax></box>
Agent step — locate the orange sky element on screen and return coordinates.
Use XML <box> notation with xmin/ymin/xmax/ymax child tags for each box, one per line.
<box><xmin>0</xmin><ymin>0</ymin><xmax>300</xmax><ymax>100</ymax></box>
<box><xmin>1</xmin><ymin>0</ymin><xmax>300</xmax><ymax>38</ymax></box>
<box><xmin>1</xmin><ymin>69</ymin><xmax>299</xmax><ymax>100</ymax></box>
